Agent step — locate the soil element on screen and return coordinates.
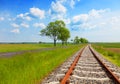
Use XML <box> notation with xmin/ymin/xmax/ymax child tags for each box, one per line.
<box><xmin>105</xmin><ymin>48</ymin><xmax>120</xmax><ymax>54</ymax></box>
<box><xmin>0</xmin><ymin>47</ymin><xmax>55</xmax><ymax>58</ymax></box>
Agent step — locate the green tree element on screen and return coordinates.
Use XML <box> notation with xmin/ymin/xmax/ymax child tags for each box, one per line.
<box><xmin>58</xmin><ymin>27</ymin><xmax>70</xmax><ymax>45</ymax></box>
<box><xmin>73</xmin><ymin>36</ymin><xmax>89</xmax><ymax>44</ymax></box>
<box><xmin>80</xmin><ymin>38</ymin><xmax>89</xmax><ymax>43</ymax></box>
<box><xmin>74</xmin><ymin>36</ymin><xmax>80</xmax><ymax>44</ymax></box>
<box><xmin>40</xmin><ymin>20</ymin><xmax>66</xmax><ymax>46</ymax></box>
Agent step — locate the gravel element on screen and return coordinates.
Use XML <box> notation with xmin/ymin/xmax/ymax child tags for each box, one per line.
<box><xmin>41</xmin><ymin>46</ymin><xmax>120</xmax><ymax>84</ymax></box>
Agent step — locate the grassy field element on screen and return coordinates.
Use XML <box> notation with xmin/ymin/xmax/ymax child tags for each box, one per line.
<box><xmin>93</xmin><ymin>43</ymin><xmax>120</xmax><ymax>48</ymax></box>
<box><xmin>0</xmin><ymin>43</ymin><xmax>77</xmax><ymax>53</ymax></box>
<box><xmin>92</xmin><ymin>43</ymin><xmax>120</xmax><ymax>67</ymax></box>
<box><xmin>0</xmin><ymin>44</ymin><xmax>54</xmax><ymax>53</ymax></box>
<box><xmin>0</xmin><ymin>44</ymin><xmax>84</xmax><ymax>84</ymax></box>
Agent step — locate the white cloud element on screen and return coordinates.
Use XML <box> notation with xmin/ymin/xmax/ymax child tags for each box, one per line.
<box><xmin>73</xmin><ymin>9</ymin><xmax>109</xmax><ymax>23</ymax></box>
<box><xmin>0</xmin><ymin>17</ymin><xmax>4</xmax><ymax>21</ymax></box>
<box><xmin>70</xmin><ymin>0</ymin><xmax>75</xmax><ymax>8</ymax></box>
<box><xmin>48</xmin><ymin>0</ymin><xmax>68</xmax><ymax>21</ymax></box>
<box><xmin>56</xmin><ymin>0</ymin><xmax>80</xmax><ymax>9</ymax></box>
<box><xmin>80</xmin><ymin>23</ymin><xmax>97</xmax><ymax>29</ymax></box>
<box><xmin>21</xmin><ymin>23</ymin><xmax>29</xmax><ymax>28</ymax></box>
<box><xmin>51</xmin><ymin>1</ymin><xmax>67</xmax><ymax>14</ymax></box>
<box><xmin>11</xmin><ymin>22</ymin><xmax>29</xmax><ymax>29</ymax></box>
<box><xmin>30</xmin><ymin>7</ymin><xmax>45</xmax><ymax>19</ymax></box>
<box><xmin>33</xmin><ymin>23</ymin><xmax>46</xmax><ymax>28</ymax></box>
<box><xmin>11</xmin><ymin>23</ymin><xmax>19</xmax><ymax>28</ymax></box>
<box><xmin>72</xmin><ymin>9</ymin><xmax>111</xmax><ymax>30</ymax></box>
<box><xmin>64</xmin><ymin>18</ymin><xmax>71</xmax><ymax>24</ymax></box>
<box><xmin>17</xmin><ymin>13</ymin><xmax>31</xmax><ymax>21</ymax></box>
<box><xmin>48</xmin><ymin>0</ymin><xmax>80</xmax><ymax>21</ymax></box>
<box><xmin>73</xmin><ymin>14</ymin><xmax>88</xmax><ymax>23</ymax></box>
<box><xmin>89</xmin><ymin>9</ymin><xmax>107</xmax><ymax>18</ymax></box>
<box><xmin>11</xmin><ymin>29</ymin><xmax>20</xmax><ymax>33</ymax></box>
<box><xmin>69</xmin><ymin>0</ymin><xmax>81</xmax><ymax>8</ymax></box>
<box><xmin>61</xmin><ymin>18</ymin><xmax>71</xmax><ymax>25</ymax></box>
<box><xmin>58</xmin><ymin>0</ymin><xmax>67</xmax><ymax>3</ymax></box>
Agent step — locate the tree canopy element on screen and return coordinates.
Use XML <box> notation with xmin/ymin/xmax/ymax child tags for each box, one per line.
<box><xmin>73</xmin><ymin>36</ymin><xmax>89</xmax><ymax>44</ymax></box>
<box><xmin>58</xmin><ymin>27</ymin><xmax>70</xmax><ymax>45</ymax></box>
<box><xmin>40</xmin><ymin>20</ymin><xmax>70</xmax><ymax>46</ymax></box>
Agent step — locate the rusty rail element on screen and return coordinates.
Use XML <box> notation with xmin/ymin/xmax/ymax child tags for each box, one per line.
<box><xmin>60</xmin><ymin>47</ymin><xmax>85</xmax><ymax>84</ymax></box>
<box><xmin>89</xmin><ymin>46</ymin><xmax>120</xmax><ymax>84</ymax></box>
<box><xmin>60</xmin><ymin>45</ymin><xmax>120</xmax><ymax>84</ymax></box>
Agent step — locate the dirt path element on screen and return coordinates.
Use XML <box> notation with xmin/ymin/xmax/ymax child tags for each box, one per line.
<box><xmin>0</xmin><ymin>47</ymin><xmax>55</xmax><ymax>57</ymax></box>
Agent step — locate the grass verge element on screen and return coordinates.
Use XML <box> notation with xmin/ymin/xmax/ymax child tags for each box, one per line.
<box><xmin>0</xmin><ymin>44</ymin><xmax>53</xmax><ymax>53</ymax></box>
<box><xmin>0</xmin><ymin>44</ymin><xmax>84</xmax><ymax>84</ymax></box>
<box><xmin>92</xmin><ymin>44</ymin><xmax>120</xmax><ymax>67</ymax></box>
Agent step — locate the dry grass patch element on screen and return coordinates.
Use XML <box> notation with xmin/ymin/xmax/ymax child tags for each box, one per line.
<box><xmin>105</xmin><ymin>48</ymin><xmax>120</xmax><ymax>54</ymax></box>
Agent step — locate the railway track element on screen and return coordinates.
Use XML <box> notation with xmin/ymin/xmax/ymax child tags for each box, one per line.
<box><xmin>42</xmin><ymin>45</ymin><xmax>120</xmax><ymax>84</ymax></box>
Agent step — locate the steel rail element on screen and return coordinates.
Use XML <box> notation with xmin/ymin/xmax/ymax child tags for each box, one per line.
<box><xmin>60</xmin><ymin>47</ymin><xmax>85</xmax><ymax>84</ymax></box>
<box><xmin>89</xmin><ymin>46</ymin><xmax>120</xmax><ymax>84</ymax></box>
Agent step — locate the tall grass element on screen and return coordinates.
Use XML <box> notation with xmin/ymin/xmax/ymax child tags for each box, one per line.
<box><xmin>93</xmin><ymin>43</ymin><xmax>120</xmax><ymax>48</ymax></box>
<box><xmin>0</xmin><ymin>44</ymin><xmax>53</xmax><ymax>53</ymax></box>
<box><xmin>92</xmin><ymin>44</ymin><xmax>120</xmax><ymax>67</ymax></box>
<box><xmin>0</xmin><ymin>45</ymin><xmax>84</xmax><ymax>84</ymax></box>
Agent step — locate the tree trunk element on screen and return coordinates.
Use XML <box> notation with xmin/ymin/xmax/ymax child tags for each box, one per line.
<box><xmin>62</xmin><ymin>41</ymin><xmax>64</xmax><ymax>46</ymax></box>
<box><xmin>54</xmin><ymin>39</ymin><xmax>56</xmax><ymax>46</ymax></box>
<box><xmin>65</xmin><ymin>41</ymin><xmax>67</xmax><ymax>45</ymax></box>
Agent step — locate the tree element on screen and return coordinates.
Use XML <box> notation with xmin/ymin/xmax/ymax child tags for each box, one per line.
<box><xmin>58</xmin><ymin>27</ymin><xmax>70</xmax><ymax>45</ymax></box>
<box><xmin>80</xmin><ymin>38</ymin><xmax>89</xmax><ymax>43</ymax></box>
<box><xmin>74</xmin><ymin>36</ymin><xmax>80</xmax><ymax>44</ymax></box>
<box><xmin>73</xmin><ymin>36</ymin><xmax>89</xmax><ymax>44</ymax></box>
<box><xmin>40</xmin><ymin>20</ymin><xmax>67</xmax><ymax>46</ymax></box>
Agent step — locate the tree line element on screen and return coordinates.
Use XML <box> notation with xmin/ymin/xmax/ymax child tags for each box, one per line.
<box><xmin>71</xmin><ymin>36</ymin><xmax>89</xmax><ymax>44</ymax></box>
<box><xmin>40</xmin><ymin>20</ymin><xmax>88</xmax><ymax>46</ymax></box>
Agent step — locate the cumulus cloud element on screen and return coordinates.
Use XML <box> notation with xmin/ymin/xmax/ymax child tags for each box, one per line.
<box><xmin>60</xmin><ymin>18</ymin><xmax>71</xmax><ymax>25</ymax></box>
<box><xmin>33</xmin><ymin>23</ymin><xmax>46</xmax><ymax>28</ymax></box>
<box><xmin>73</xmin><ymin>14</ymin><xmax>88</xmax><ymax>23</ymax></box>
<box><xmin>57</xmin><ymin>0</ymin><xmax>80</xmax><ymax>9</ymax></box>
<box><xmin>21</xmin><ymin>23</ymin><xmax>29</xmax><ymax>28</ymax></box>
<box><xmin>0</xmin><ymin>17</ymin><xmax>4</xmax><ymax>21</ymax></box>
<box><xmin>11</xmin><ymin>29</ymin><xmax>20</xmax><ymax>33</ymax></box>
<box><xmin>73</xmin><ymin>9</ymin><xmax>109</xmax><ymax>23</ymax></box>
<box><xmin>51</xmin><ymin>1</ymin><xmax>67</xmax><ymax>14</ymax></box>
<box><xmin>89</xmin><ymin>9</ymin><xmax>107</xmax><ymax>18</ymax></box>
<box><xmin>11</xmin><ymin>22</ymin><xmax>29</xmax><ymax>33</ymax></box>
<box><xmin>72</xmin><ymin>9</ymin><xmax>110</xmax><ymax>30</ymax></box>
<box><xmin>48</xmin><ymin>0</ymin><xmax>67</xmax><ymax>20</ymax></box>
<box><xmin>58</xmin><ymin>0</ymin><xmax>67</xmax><ymax>3</ymax></box>
<box><xmin>48</xmin><ymin>0</ymin><xmax>81</xmax><ymax>24</ymax></box>
<box><xmin>11</xmin><ymin>23</ymin><xmax>19</xmax><ymax>28</ymax></box>
<box><xmin>70</xmin><ymin>0</ymin><xmax>75</xmax><ymax>8</ymax></box>
<box><xmin>30</xmin><ymin>7</ymin><xmax>45</xmax><ymax>19</ymax></box>
<box><xmin>69</xmin><ymin>0</ymin><xmax>81</xmax><ymax>8</ymax></box>
<box><xmin>48</xmin><ymin>0</ymin><xmax>72</xmax><ymax>26</ymax></box>
<box><xmin>17</xmin><ymin>13</ymin><xmax>31</xmax><ymax>21</ymax></box>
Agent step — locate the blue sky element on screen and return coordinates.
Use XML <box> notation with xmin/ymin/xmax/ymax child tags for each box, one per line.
<box><xmin>0</xmin><ymin>0</ymin><xmax>120</xmax><ymax>42</ymax></box>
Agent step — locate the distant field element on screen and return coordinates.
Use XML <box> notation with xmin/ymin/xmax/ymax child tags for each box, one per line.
<box><xmin>93</xmin><ymin>43</ymin><xmax>120</xmax><ymax>48</ymax></box>
<box><xmin>92</xmin><ymin>43</ymin><xmax>120</xmax><ymax>67</ymax></box>
<box><xmin>0</xmin><ymin>44</ymin><xmax>85</xmax><ymax>84</ymax></box>
<box><xmin>0</xmin><ymin>44</ymin><xmax>54</xmax><ymax>53</ymax></box>
<box><xmin>106</xmin><ymin>48</ymin><xmax>120</xmax><ymax>54</ymax></box>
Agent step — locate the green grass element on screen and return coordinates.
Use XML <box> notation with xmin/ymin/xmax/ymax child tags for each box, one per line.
<box><xmin>0</xmin><ymin>44</ymin><xmax>54</xmax><ymax>53</ymax></box>
<box><xmin>93</xmin><ymin>43</ymin><xmax>120</xmax><ymax>48</ymax></box>
<box><xmin>92</xmin><ymin>44</ymin><xmax>120</xmax><ymax>67</ymax></box>
<box><xmin>0</xmin><ymin>44</ymin><xmax>84</xmax><ymax>84</ymax></box>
